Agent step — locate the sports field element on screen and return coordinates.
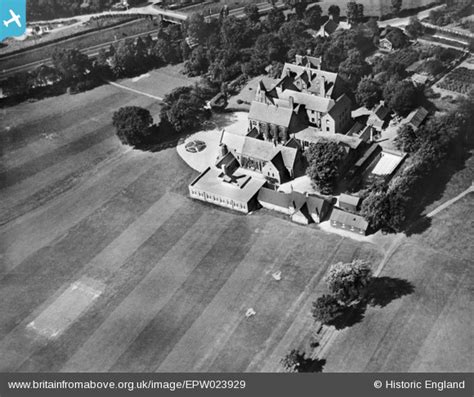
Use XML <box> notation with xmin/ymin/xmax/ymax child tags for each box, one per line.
<box><xmin>1</xmin><ymin>70</ymin><xmax>471</xmax><ymax>372</ymax></box>
<box><xmin>0</xmin><ymin>78</ymin><xmax>383</xmax><ymax>372</ymax></box>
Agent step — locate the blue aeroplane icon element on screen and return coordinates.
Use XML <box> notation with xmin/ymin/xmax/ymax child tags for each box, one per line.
<box><xmin>1</xmin><ymin>0</ymin><xmax>26</xmax><ymax>41</ymax></box>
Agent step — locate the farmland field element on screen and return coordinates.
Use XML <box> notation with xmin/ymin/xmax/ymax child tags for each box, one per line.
<box><xmin>0</xmin><ymin>71</ymin><xmax>471</xmax><ymax>372</ymax></box>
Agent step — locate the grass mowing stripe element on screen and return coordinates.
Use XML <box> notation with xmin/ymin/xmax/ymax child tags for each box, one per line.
<box><xmin>62</xmin><ymin>210</ymin><xmax>234</xmax><ymax>372</ymax></box>
<box><xmin>0</xmin><ymin>151</ymin><xmax>155</xmax><ymax>272</ymax></box>
<box><xmin>109</xmin><ymin>217</ymin><xmax>254</xmax><ymax>372</ymax></box>
<box><xmin>0</xmin><ymin>160</ymin><xmax>179</xmax><ymax>339</ymax></box>
<box><xmin>14</xmin><ymin>203</ymin><xmax>204</xmax><ymax>372</ymax></box>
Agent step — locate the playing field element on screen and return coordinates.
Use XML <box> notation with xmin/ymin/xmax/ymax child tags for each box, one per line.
<box><xmin>0</xmin><ymin>80</ymin><xmax>384</xmax><ymax>372</ymax></box>
<box><xmin>1</xmin><ymin>73</ymin><xmax>471</xmax><ymax>372</ymax></box>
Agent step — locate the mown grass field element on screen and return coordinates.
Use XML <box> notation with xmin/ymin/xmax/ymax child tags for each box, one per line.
<box><xmin>0</xmin><ymin>69</ymin><xmax>471</xmax><ymax>372</ymax></box>
<box><xmin>0</xmin><ymin>77</ymin><xmax>383</xmax><ymax>372</ymax></box>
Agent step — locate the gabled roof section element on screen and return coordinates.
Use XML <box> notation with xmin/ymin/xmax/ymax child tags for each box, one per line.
<box><xmin>294</xmin><ymin>127</ymin><xmax>363</xmax><ymax>150</ymax></box>
<box><xmin>373</xmin><ymin>103</ymin><xmax>390</xmax><ymax>120</ymax></box>
<box><xmin>280</xmin><ymin>145</ymin><xmax>299</xmax><ymax>170</ymax></box>
<box><xmin>279</xmin><ymin>90</ymin><xmax>335</xmax><ymax>113</ymax></box>
<box><xmin>221</xmin><ymin>131</ymin><xmax>245</xmax><ymax>154</ymax></box>
<box><xmin>241</xmin><ymin>135</ymin><xmax>279</xmax><ymax>162</ymax></box>
<box><xmin>330</xmin><ymin>208</ymin><xmax>369</xmax><ymax>231</ymax></box>
<box><xmin>339</xmin><ymin>193</ymin><xmax>361</xmax><ymax>208</ymax></box>
<box><xmin>328</xmin><ymin>94</ymin><xmax>351</xmax><ymax>117</ymax></box>
<box><xmin>322</xmin><ymin>18</ymin><xmax>338</xmax><ymax>35</ymax></box>
<box><xmin>289</xmin><ymin>191</ymin><xmax>307</xmax><ymax>211</ymax></box>
<box><xmin>306</xmin><ymin>195</ymin><xmax>328</xmax><ymax>214</ymax></box>
<box><xmin>258</xmin><ymin>187</ymin><xmax>290</xmax><ymax>208</ymax></box>
<box><xmin>248</xmin><ymin>101</ymin><xmax>294</xmax><ymax>128</ymax></box>
<box><xmin>406</xmin><ymin>107</ymin><xmax>429</xmax><ymax>129</ymax></box>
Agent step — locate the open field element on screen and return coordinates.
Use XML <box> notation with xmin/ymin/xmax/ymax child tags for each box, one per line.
<box><xmin>1</xmin><ymin>69</ymin><xmax>471</xmax><ymax>372</ymax></box>
<box><xmin>322</xmin><ymin>159</ymin><xmax>474</xmax><ymax>372</ymax></box>
<box><xmin>0</xmin><ymin>78</ymin><xmax>384</xmax><ymax>372</ymax></box>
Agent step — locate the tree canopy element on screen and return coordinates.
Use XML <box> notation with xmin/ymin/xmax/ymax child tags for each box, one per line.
<box><xmin>311</xmin><ymin>295</ymin><xmax>345</xmax><ymax>324</ymax></box>
<box><xmin>160</xmin><ymin>86</ymin><xmax>209</xmax><ymax>133</ymax></box>
<box><xmin>356</xmin><ymin>77</ymin><xmax>382</xmax><ymax>109</ymax></box>
<box><xmin>305</xmin><ymin>140</ymin><xmax>347</xmax><ymax>194</ymax></box>
<box><xmin>324</xmin><ymin>260</ymin><xmax>373</xmax><ymax>303</ymax></box>
<box><xmin>112</xmin><ymin>106</ymin><xmax>153</xmax><ymax>147</ymax></box>
<box><xmin>347</xmin><ymin>2</ymin><xmax>364</xmax><ymax>25</ymax></box>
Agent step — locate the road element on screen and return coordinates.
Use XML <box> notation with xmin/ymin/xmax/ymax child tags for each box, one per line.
<box><xmin>378</xmin><ymin>4</ymin><xmax>444</xmax><ymax>28</ymax></box>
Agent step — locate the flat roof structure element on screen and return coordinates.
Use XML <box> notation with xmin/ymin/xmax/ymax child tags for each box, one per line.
<box><xmin>372</xmin><ymin>151</ymin><xmax>406</xmax><ymax>176</ymax></box>
<box><xmin>190</xmin><ymin>167</ymin><xmax>266</xmax><ymax>204</ymax></box>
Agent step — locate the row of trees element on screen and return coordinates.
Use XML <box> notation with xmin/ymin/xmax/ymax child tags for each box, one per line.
<box><xmin>361</xmin><ymin>94</ymin><xmax>474</xmax><ymax>233</ymax></box>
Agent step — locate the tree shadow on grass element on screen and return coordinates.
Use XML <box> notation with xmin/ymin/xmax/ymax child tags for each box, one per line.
<box><xmin>329</xmin><ymin>305</ymin><xmax>366</xmax><ymax>330</ymax></box>
<box><xmin>366</xmin><ymin>277</ymin><xmax>415</xmax><ymax>308</ymax></box>
<box><xmin>294</xmin><ymin>352</ymin><xmax>327</xmax><ymax>373</ymax></box>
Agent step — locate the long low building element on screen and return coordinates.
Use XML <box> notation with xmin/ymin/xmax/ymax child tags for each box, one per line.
<box><xmin>189</xmin><ymin>166</ymin><xmax>266</xmax><ymax>214</ymax></box>
<box><xmin>330</xmin><ymin>208</ymin><xmax>369</xmax><ymax>235</ymax></box>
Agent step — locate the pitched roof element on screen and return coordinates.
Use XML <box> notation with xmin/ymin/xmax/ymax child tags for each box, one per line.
<box><xmin>406</xmin><ymin>107</ymin><xmax>429</xmax><ymax>129</ymax></box>
<box><xmin>221</xmin><ymin>131</ymin><xmax>245</xmax><ymax>154</ymax></box>
<box><xmin>258</xmin><ymin>187</ymin><xmax>290</xmax><ymax>208</ymax></box>
<box><xmin>323</xmin><ymin>18</ymin><xmax>339</xmax><ymax>34</ymax></box>
<box><xmin>289</xmin><ymin>191</ymin><xmax>307</xmax><ymax>211</ymax></box>
<box><xmin>330</xmin><ymin>208</ymin><xmax>368</xmax><ymax>231</ymax></box>
<box><xmin>306</xmin><ymin>195</ymin><xmax>328</xmax><ymax>215</ymax></box>
<box><xmin>373</xmin><ymin>103</ymin><xmax>390</xmax><ymax>120</ymax></box>
<box><xmin>328</xmin><ymin>94</ymin><xmax>351</xmax><ymax>117</ymax></box>
<box><xmin>248</xmin><ymin>101</ymin><xmax>294</xmax><ymax>127</ymax></box>
<box><xmin>241</xmin><ymin>136</ymin><xmax>279</xmax><ymax>162</ymax></box>
<box><xmin>279</xmin><ymin>90</ymin><xmax>335</xmax><ymax>113</ymax></box>
<box><xmin>280</xmin><ymin>145</ymin><xmax>299</xmax><ymax>170</ymax></box>
<box><xmin>339</xmin><ymin>193</ymin><xmax>361</xmax><ymax>208</ymax></box>
<box><xmin>294</xmin><ymin>127</ymin><xmax>363</xmax><ymax>150</ymax></box>
<box><xmin>280</xmin><ymin>63</ymin><xmax>340</xmax><ymax>97</ymax></box>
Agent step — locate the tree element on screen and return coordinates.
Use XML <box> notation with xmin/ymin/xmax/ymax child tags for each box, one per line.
<box><xmin>112</xmin><ymin>106</ymin><xmax>153</xmax><ymax>146</ymax></box>
<box><xmin>51</xmin><ymin>48</ymin><xmax>91</xmax><ymax>84</ymax></box>
<box><xmin>356</xmin><ymin>77</ymin><xmax>382</xmax><ymax>109</ymax></box>
<box><xmin>338</xmin><ymin>49</ymin><xmax>371</xmax><ymax>90</ymax></box>
<box><xmin>361</xmin><ymin>189</ymin><xmax>407</xmax><ymax>232</ymax></box>
<box><xmin>244</xmin><ymin>33</ymin><xmax>286</xmax><ymax>76</ymax></box>
<box><xmin>324</xmin><ymin>260</ymin><xmax>372</xmax><ymax>303</ymax></box>
<box><xmin>347</xmin><ymin>2</ymin><xmax>364</xmax><ymax>25</ymax></box>
<box><xmin>244</xmin><ymin>4</ymin><xmax>260</xmax><ymax>24</ymax></box>
<box><xmin>265</xmin><ymin>7</ymin><xmax>285</xmax><ymax>32</ymax></box>
<box><xmin>405</xmin><ymin>17</ymin><xmax>423</xmax><ymax>39</ymax></box>
<box><xmin>186</xmin><ymin>13</ymin><xmax>208</xmax><ymax>45</ymax></box>
<box><xmin>110</xmin><ymin>40</ymin><xmax>136</xmax><ymax>77</ymax></box>
<box><xmin>304</xmin><ymin>5</ymin><xmax>322</xmax><ymax>30</ymax></box>
<box><xmin>383</xmin><ymin>79</ymin><xmax>418</xmax><ymax>116</ymax></box>
<box><xmin>391</xmin><ymin>0</ymin><xmax>402</xmax><ymax>15</ymax></box>
<box><xmin>305</xmin><ymin>140</ymin><xmax>347</xmax><ymax>194</ymax></box>
<box><xmin>395</xmin><ymin>124</ymin><xmax>420</xmax><ymax>153</ymax></box>
<box><xmin>184</xmin><ymin>45</ymin><xmax>210</xmax><ymax>76</ymax></box>
<box><xmin>328</xmin><ymin>5</ymin><xmax>340</xmax><ymax>21</ymax></box>
<box><xmin>311</xmin><ymin>295</ymin><xmax>345</xmax><ymax>325</ymax></box>
<box><xmin>385</xmin><ymin>27</ymin><xmax>408</xmax><ymax>49</ymax></box>
<box><xmin>160</xmin><ymin>86</ymin><xmax>208</xmax><ymax>133</ymax></box>
<box><xmin>281</xmin><ymin>349</ymin><xmax>301</xmax><ymax>372</ymax></box>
